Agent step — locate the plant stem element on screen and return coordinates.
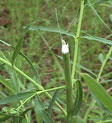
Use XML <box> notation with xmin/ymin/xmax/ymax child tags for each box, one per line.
<box><xmin>16</xmin><ymin>93</ymin><xmax>36</xmax><ymax>110</ymax></box>
<box><xmin>62</xmin><ymin>40</ymin><xmax>73</xmax><ymax>123</ymax></box>
<box><xmin>84</xmin><ymin>46</ymin><xmax>112</xmax><ymax>122</ymax></box>
<box><xmin>72</xmin><ymin>0</ymin><xmax>85</xmax><ymax>83</ymax></box>
<box><xmin>37</xmin><ymin>86</ymin><xmax>66</xmax><ymax>94</ymax></box>
<box><xmin>17</xmin><ymin>86</ymin><xmax>66</xmax><ymax>110</ymax></box>
<box><xmin>83</xmin><ymin>99</ymin><xmax>95</xmax><ymax>122</ymax></box>
<box><xmin>97</xmin><ymin>46</ymin><xmax>112</xmax><ymax>82</ymax></box>
<box><xmin>0</xmin><ymin>57</ymin><xmax>67</xmax><ymax>116</ymax></box>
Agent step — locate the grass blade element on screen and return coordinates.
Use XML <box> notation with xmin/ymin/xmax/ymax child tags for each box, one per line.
<box><xmin>39</xmin><ymin>33</ymin><xmax>64</xmax><ymax>77</ymax></box>
<box><xmin>35</xmin><ymin>96</ymin><xmax>54</xmax><ymax>123</ymax></box>
<box><xmin>77</xmin><ymin>64</ymin><xmax>97</xmax><ymax>77</ymax></box>
<box><xmin>83</xmin><ymin>35</ymin><xmax>112</xmax><ymax>45</ymax></box>
<box><xmin>11</xmin><ymin>26</ymin><xmax>29</xmax><ymax>66</ymax></box>
<box><xmin>92</xmin><ymin>93</ymin><xmax>110</xmax><ymax>114</ymax></box>
<box><xmin>28</xmin><ymin>26</ymin><xmax>75</xmax><ymax>38</ymax></box>
<box><xmin>88</xmin><ymin>0</ymin><xmax>112</xmax><ymax>32</ymax></box>
<box><xmin>48</xmin><ymin>90</ymin><xmax>61</xmax><ymax>114</ymax></box>
<box><xmin>0</xmin><ymin>91</ymin><xmax>34</xmax><ymax>105</ymax></box>
<box><xmin>0</xmin><ymin>75</ymin><xmax>15</xmax><ymax>93</ymax></box>
<box><xmin>19</xmin><ymin>53</ymin><xmax>41</xmax><ymax>83</ymax></box>
<box><xmin>93</xmin><ymin>0</ymin><xmax>109</xmax><ymax>5</ymax></box>
<box><xmin>0</xmin><ymin>39</ymin><xmax>41</xmax><ymax>83</ymax></box>
<box><xmin>0</xmin><ymin>40</ymin><xmax>11</xmax><ymax>47</ymax></box>
<box><xmin>82</xmin><ymin>73</ymin><xmax>112</xmax><ymax>113</ymax></box>
<box><xmin>12</xmin><ymin>37</ymin><xmax>24</xmax><ymax>65</ymax></box>
<box><xmin>5</xmin><ymin>66</ymin><xmax>20</xmax><ymax>92</ymax></box>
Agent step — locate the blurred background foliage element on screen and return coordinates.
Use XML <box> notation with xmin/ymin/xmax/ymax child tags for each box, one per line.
<box><xmin>0</xmin><ymin>0</ymin><xmax>112</xmax><ymax>122</ymax></box>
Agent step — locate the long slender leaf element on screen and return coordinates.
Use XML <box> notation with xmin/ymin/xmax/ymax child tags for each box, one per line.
<box><xmin>77</xmin><ymin>64</ymin><xmax>97</xmax><ymax>77</ymax></box>
<box><xmin>0</xmin><ymin>91</ymin><xmax>34</xmax><ymax>105</ymax></box>
<box><xmin>88</xmin><ymin>0</ymin><xmax>112</xmax><ymax>32</ymax></box>
<box><xmin>92</xmin><ymin>92</ymin><xmax>110</xmax><ymax>114</ymax></box>
<box><xmin>57</xmin><ymin>55</ymin><xmax>97</xmax><ymax>77</ymax></box>
<box><xmin>5</xmin><ymin>66</ymin><xmax>20</xmax><ymax>92</ymax></box>
<box><xmin>12</xmin><ymin>37</ymin><xmax>24</xmax><ymax>65</ymax></box>
<box><xmin>0</xmin><ymin>40</ymin><xmax>11</xmax><ymax>47</ymax></box>
<box><xmin>0</xmin><ymin>39</ymin><xmax>40</xmax><ymax>83</ymax></box>
<box><xmin>93</xmin><ymin>0</ymin><xmax>110</xmax><ymax>5</ymax></box>
<box><xmin>97</xmin><ymin>120</ymin><xmax>112</xmax><ymax>123</ymax></box>
<box><xmin>28</xmin><ymin>26</ymin><xmax>75</xmax><ymax>38</ymax></box>
<box><xmin>19</xmin><ymin>52</ymin><xmax>41</xmax><ymax>83</ymax></box>
<box><xmin>73</xmin><ymin>80</ymin><xmax>83</xmax><ymax>115</ymax></box>
<box><xmin>83</xmin><ymin>35</ymin><xmax>112</xmax><ymax>45</ymax></box>
<box><xmin>82</xmin><ymin>73</ymin><xmax>112</xmax><ymax>113</ymax></box>
<box><xmin>12</xmin><ymin>26</ymin><xmax>29</xmax><ymax>65</ymax></box>
<box><xmin>39</xmin><ymin>33</ymin><xmax>64</xmax><ymax>77</ymax></box>
<box><xmin>0</xmin><ymin>75</ymin><xmax>15</xmax><ymax>93</ymax></box>
<box><xmin>35</xmin><ymin>96</ymin><xmax>54</xmax><ymax>123</ymax></box>
<box><xmin>0</xmin><ymin>91</ymin><xmax>6</xmax><ymax>98</ymax></box>
<box><xmin>48</xmin><ymin>90</ymin><xmax>61</xmax><ymax>114</ymax></box>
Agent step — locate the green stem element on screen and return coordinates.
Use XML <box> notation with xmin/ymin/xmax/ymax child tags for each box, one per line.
<box><xmin>84</xmin><ymin>46</ymin><xmax>112</xmax><ymax>122</ymax></box>
<box><xmin>84</xmin><ymin>100</ymin><xmax>95</xmax><ymax>122</ymax></box>
<box><xmin>0</xmin><ymin>57</ymin><xmax>67</xmax><ymax>116</ymax></box>
<box><xmin>17</xmin><ymin>86</ymin><xmax>66</xmax><ymax>110</ymax></box>
<box><xmin>72</xmin><ymin>0</ymin><xmax>85</xmax><ymax>83</ymax></box>
<box><xmin>37</xmin><ymin>86</ymin><xmax>66</xmax><ymax>94</ymax></box>
<box><xmin>97</xmin><ymin>46</ymin><xmax>112</xmax><ymax>82</ymax></box>
<box><xmin>16</xmin><ymin>93</ymin><xmax>36</xmax><ymax>110</ymax></box>
<box><xmin>63</xmin><ymin>50</ymin><xmax>73</xmax><ymax>122</ymax></box>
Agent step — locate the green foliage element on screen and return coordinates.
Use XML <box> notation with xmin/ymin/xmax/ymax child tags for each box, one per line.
<box><xmin>0</xmin><ymin>91</ymin><xmax>34</xmax><ymax>105</ymax></box>
<box><xmin>35</xmin><ymin>96</ymin><xmax>54</xmax><ymax>123</ymax></box>
<box><xmin>73</xmin><ymin>80</ymin><xmax>83</xmax><ymax>116</ymax></box>
<box><xmin>82</xmin><ymin>73</ymin><xmax>112</xmax><ymax>113</ymax></box>
<box><xmin>0</xmin><ymin>0</ymin><xmax>112</xmax><ymax>122</ymax></box>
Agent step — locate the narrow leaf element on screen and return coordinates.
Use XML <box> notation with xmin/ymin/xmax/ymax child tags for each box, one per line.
<box><xmin>12</xmin><ymin>27</ymin><xmax>28</xmax><ymax>65</ymax></box>
<box><xmin>77</xmin><ymin>64</ymin><xmax>97</xmax><ymax>77</ymax></box>
<box><xmin>83</xmin><ymin>35</ymin><xmax>112</xmax><ymax>45</ymax></box>
<box><xmin>88</xmin><ymin>0</ymin><xmax>111</xmax><ymax>32</ymax></box>
<box><xmin>35</xmin><ymin>96</ymin><xmax>54</xmax><ymax>123</ymax></box>
<box><xmin>0</xmin><ymin>40</ymin><xmax>40</xmax><ymax>83</ymax></box>
<box><xmin>0</xmin><ymin>75</ymin><xmax>15</xmax><ymax>93</ymax></box>
<box><xmin>28</xmin><ymin>26</ymin><xmax>75</xmax><ymax>38</ymax></box>
<box><xmin>12</xmin><ymin>37</ymin><xmax>24</xmax><ymax>65</ymax></box>
<box><xmin>0</xmin><ymin>40</ymin><xmax>11</xmax><ymax>47</ymax></box>
<box><xmin>0</xmin><ymin>92</ymin><xmax>34</xmax><ymax>105</ymax></box>
<box><xmin>82</xmin><ymin>73</ymin><xmax>112</xmax><ymax>113</ymax></box>
<box><xmin>48</xmin><ymin>90</ymin><xmax>61</xmax><ymax>114</ymax></box>
<box><xmin>73</xmin><ymin>80</ymin><xmax>83</xmax><ymax>115</ymax></box>
<box><xmin>20</xmin><ymin>53</ymin><xmax>41</xmax><ymax>82</ymax></box>
<box><xmin>93</xmin><ymin>0</ymin><xmax>109</xmax><ymax>5</ymax></box>
<box><xmin>39</xmin><ymin>33</ymin><xmax>64</xmax><ymax>77</ymax></box>
<box><xmin>92</xmin><ymin>92</ymin><xmax>110</xmax><ymax>114</ymax></box>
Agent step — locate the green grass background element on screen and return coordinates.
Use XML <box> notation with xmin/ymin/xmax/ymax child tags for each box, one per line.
<box><xmin>0</xmin><ymin>0</ymin><xmax>112</xmax><ymax>122</ymax></box>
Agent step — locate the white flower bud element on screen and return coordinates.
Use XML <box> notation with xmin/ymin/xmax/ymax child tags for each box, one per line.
<box><xmin>61</xmin><ymin>39</ymin><xmax>69</xmax><ymax>54</ymax></box>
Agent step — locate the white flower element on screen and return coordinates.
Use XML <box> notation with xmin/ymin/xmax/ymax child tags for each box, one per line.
<box><xmin>61</xmin><ymin>39</ymin><xmax>69</xmax><ymax>54</ymax></box>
